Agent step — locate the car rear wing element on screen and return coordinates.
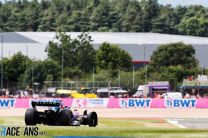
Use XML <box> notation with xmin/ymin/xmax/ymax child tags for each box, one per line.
<box><xmin>31</xmin><ymin>100</ymin><xmax>61</xmax><ymax>108</ymax></box>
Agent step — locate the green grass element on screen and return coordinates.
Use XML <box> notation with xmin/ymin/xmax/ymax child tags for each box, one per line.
<box><xmin>0</xmin><ymin>117</ymin><xmax>208</xmax><ymax>138</ymax></box>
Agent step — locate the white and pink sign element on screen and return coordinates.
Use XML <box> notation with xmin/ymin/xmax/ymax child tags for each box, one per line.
<box><xmin>71</xmin><ymin>98</ymin><xmax>109</xmax><ymax>108</ymax></box>
<box><xmin>1</xmin><ymin>98</ymin><xmax>208</xmax><ymax>108</ymax></box>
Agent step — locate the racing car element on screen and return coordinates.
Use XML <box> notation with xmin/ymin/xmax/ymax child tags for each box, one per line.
<box><xmin>25</xmin><ymin>100</ymin><xmax>98</xmax><ymax>127</ymax></box>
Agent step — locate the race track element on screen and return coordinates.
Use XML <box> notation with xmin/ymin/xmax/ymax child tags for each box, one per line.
<box><xmin>1</xmin><ymin>108</ymin><xmax>208</xmax><ymax>118</ymax></box>
<box><xmin>167</xmin><ymin>118</ymin><xmax>208</xmax><ymax>129</ymax></box>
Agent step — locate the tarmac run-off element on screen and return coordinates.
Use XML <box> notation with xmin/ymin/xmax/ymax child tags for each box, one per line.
<box><xmin>1</xmin><ymin>108</ymin><xmax>208</xmax><ymax>118</ymax></box>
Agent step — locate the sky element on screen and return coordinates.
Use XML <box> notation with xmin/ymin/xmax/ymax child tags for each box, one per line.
<box><xmin>0</xmin><ymin>0</ymin><xmax>208</xmax><ymax>7</ymax></box>
<box><xmin>158</xmin><ymin>0</ymin><xmax>208</xmax><ymax>7</ymax></box>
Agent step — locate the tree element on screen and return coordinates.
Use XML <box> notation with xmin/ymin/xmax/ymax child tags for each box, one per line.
<box><xmin>38</xmin><ymin>9</ymin><xmax>56</xmax><ymax>31</ymax></box>
<box><xmin>76</xmin><ymin>33</ymin><xmax>96</xmax><ymax>73</ymax></box>
<box><xmin>120</xmin><ymin>0</ymin><xmax>141</xmax><ymax>32</ymax></box>
<box><xmin>150</xmin><ymin>42</ymin><xmax>198</xmax><ymax>69</ymax></box>
<box><xmin>152</xmin><ymin>5</ymin><xmax>177</xmax><ymax>33</ymax></box>
<box><xmin>67</xmin><ymin>10</ymin><xmax>82</xmax><ymax>31</ymax></box>
<box><xmin>177</xmin><ymin>16</ymin><xmax>208</xmax><ymax>36</ymax></box>
<box><xmin>96</xmin><ymin>42</ymin><xmax>132</xmax><ymax>71</ymax></box>
<box><xmin>26</xmin><ymin>0</ymin><xmax>41</xmax><ymax>31</ymax></box>
<box><xmin>149</xmin><ymin>42</ymin><xmax>199</xmax><ymax>87</ymax></box>
<box><xmin>90</xmin><ymin>0</ymin><xmax>111</xmax><ymax>31</ymax></box>
<box><xmin>173</xmin><ymin>5</ymin><xmax>187</xmax><ymax>24</ymax></box>
<box><xmin>0</xmin><ymin>52</ymin><xmax>32</xmax><ymax>88</ymax></box>
<box><xmin>80</xmin><ymin>7</ymin><xmax>92</xmax><ymax>32</ymax></box>
<box><xmin>24</xmin><ymin>60</ymin><xmax>61</xmax><ymax>86</ymax></box>
<box><xmin>46</xmin><ymin>32</ymin><xmax>96</xmax><ymax>77</ymax></box>
<box><xmin>140</xmin><ymin>0</ymin><xmax>159</xmax><ymax>32</ymax></box>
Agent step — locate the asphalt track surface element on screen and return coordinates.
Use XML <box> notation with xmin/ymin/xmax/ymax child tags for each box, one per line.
<box><xmin>1</xmin><ymin>108</ymin><xmax>208</xmax><ymax>129</ymax></box>
<box><xmin>166</xmin><ymin>118</ymin><xmax>208</xmax><ymax>129</ymax></box>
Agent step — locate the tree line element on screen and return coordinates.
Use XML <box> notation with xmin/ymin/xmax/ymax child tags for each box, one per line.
<box><xmin>0</xmin><ymin>0</ymin><xmax>208</xmax><ymax>37</ymax></box>
<box><xmin>0</xmin><ymin>32</ymin><xmax>205</xmax><ymax>93</ymax></box>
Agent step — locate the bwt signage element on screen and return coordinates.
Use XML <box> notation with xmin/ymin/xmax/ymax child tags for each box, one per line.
<box><xmin>165</xmin><ymin>99</ymin><xmax>197</xmax><ymax>108</ymax></box>
<box><xmin>119</xmin><ymin>99</ymin><xmax>151</xmax><ymax>108</ymax></box>
<box><xmin>119</xmin><ymin>98</ymin><xmax>197</xmax><ymax>108</ymax></box>
<box><xmin>0</xmin><ymin>99</ymin><xmax>16</xmax><ymax>108</ymax></box>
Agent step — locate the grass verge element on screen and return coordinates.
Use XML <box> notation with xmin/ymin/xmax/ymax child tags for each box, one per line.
<box><xmin>0</xmin><ymin>117</ymin><xmax>207</xmax><ymax>138</ymax></box>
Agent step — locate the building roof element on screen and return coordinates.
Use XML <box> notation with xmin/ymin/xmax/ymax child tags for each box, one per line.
<box><xmin>15</xmin><ymin>32</ymin><xmax>208</xmax><ymax>45</ymax></box>
<box><xmin>1</xmin><ymin>32</ymin><xmax>37</xmax><ymax>43</ymax></box>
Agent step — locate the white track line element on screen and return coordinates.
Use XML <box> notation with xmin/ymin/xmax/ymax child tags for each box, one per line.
<box><xmin>166</xmin><ymin>119</ymin><xmax>186</xmax><ymax>128</ymax></box>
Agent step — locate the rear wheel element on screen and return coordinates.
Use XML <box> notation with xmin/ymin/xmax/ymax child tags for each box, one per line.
<box><xmin>87</xmin><ymin>112</ymin><xmax>98</xmax><ymax>127</ymax></box>
<box><xmin>25</xmin><ymin>109</ymin><xmax>37</xmax><ymax>125</ymax></box>
<box><xmin>58</xmin><ymin>109</ymin><xmax>72</xmax><ymax>126</ymax></box>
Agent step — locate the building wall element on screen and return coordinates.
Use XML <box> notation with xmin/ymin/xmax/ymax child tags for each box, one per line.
<box><xmin>1</xmin><ymin>32</ymin><xmax>208</xmax><ymax>67</ymax></box>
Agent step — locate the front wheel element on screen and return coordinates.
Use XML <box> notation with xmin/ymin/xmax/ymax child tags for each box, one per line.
<box><xmin>87</xmin><ymin>112</ymin><xmax>98</xmax><ymax>127</ymax></box>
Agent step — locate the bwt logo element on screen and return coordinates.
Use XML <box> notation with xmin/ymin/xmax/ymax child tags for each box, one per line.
<box><xmin>0</xmin><ymin>126</ymin><xmax>45</xmax><ymax>137</ymax></box>
<box><xmin>120</xmin><ymin>99</ymin><xmax>151</xmax><ymax>108</ymax></box>
<box><xmin>165</xmin><ymin>99</ymin><xmax>197</xmax><ymax>108</ymax></box>
<box><xmin>0</xmin><ymin>99</ymin><xmax>15</xmax><ymax>108</ymax></box>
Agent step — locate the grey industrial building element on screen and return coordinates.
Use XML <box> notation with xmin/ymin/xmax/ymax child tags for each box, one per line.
<box><xmin>1</xmin><ymin>32</ymin><xmax>208</xmax><ymax>67</ymax></box>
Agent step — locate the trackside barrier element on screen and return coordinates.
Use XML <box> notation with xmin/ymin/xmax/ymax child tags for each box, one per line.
<box><xmin>1</xmin><ymin>98</ymin><xmax>208</xmax><ymax>108</ymax></box>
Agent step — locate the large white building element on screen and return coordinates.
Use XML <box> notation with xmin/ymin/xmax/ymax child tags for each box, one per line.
<box><xmin>1</xmin><ymin>32</ymin><xmax>208</xmax><ymax>67</ymax></box>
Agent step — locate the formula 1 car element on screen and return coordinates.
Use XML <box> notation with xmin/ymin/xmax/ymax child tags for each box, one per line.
<box><xmin>25</xmin><ymin>100</ymin><xmax>98</xmax><ymax>127</ymax></box>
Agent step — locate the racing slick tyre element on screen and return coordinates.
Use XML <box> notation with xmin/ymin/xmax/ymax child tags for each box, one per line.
<box><xmin>25</xmin><ymin>109</ymin><xmax>37</xmax><ymax>125</ymax></box>
<box><xmin>87</xmin><ymin>112</ymin><xmax>98</xmax><ymax>127</ymax></box>
<box><xmin>58</xmin><ymin>109</ymin><xmax>73</xmax><ymax>126</ymax></box>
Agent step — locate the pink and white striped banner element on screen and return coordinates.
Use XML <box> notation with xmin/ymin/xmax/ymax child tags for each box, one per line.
<box><xmin>0</xmin><ymin>98</ymin><xmax>208</xmax><ymax>108</ymax></box>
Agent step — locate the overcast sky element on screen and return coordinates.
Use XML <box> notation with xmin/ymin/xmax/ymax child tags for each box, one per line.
<box><xmin>158</xmin><ymin>0</ymin><xmax>208</xmax><ymax>7</ymax></box>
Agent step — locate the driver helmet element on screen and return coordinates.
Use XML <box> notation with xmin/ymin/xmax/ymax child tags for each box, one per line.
<box><xmin>49</xmin><ymin>106</ymin><xmax>58</xmax><ymax>112</ymax></box>
<box><xmin>73</xmin><ymin>109</ymin><xmax>79</xmax><ymax>118</ymax></box>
